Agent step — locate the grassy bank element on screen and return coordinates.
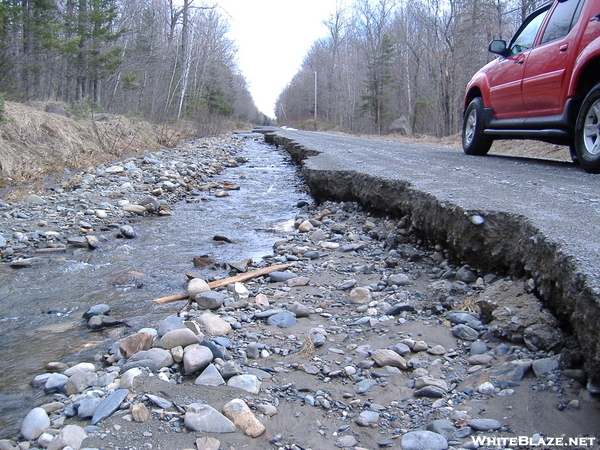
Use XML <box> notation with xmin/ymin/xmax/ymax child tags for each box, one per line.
<box><xmin>0</xmin><ymin>101</ymin><xmax>198</xmax><ymax>189</ymax></box>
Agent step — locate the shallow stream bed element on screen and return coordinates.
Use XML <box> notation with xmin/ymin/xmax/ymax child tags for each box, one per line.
<box><xmin>0</xmin><ymin>135</ymin><xmax>311</xmax><ymax>437</ymax></box>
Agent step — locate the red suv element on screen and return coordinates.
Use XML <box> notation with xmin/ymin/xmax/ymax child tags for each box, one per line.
<box><xmin>462</xmin><ymin>0</ymin><xmax>600</xmax><ymax>173</ymax></box>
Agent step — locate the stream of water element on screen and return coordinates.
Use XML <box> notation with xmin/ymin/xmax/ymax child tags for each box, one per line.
<box><xmin>0</xmin><ymin>135</ymin><xmax>311</xmax><ymax>437</ymax></box>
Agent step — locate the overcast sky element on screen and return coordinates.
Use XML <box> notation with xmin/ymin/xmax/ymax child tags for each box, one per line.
<box><xmin>216</xmin><ymin>0</ymin><xmax>340</xmax><ymax>118</ymax></box>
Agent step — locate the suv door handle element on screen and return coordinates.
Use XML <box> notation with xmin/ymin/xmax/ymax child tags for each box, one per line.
<box><xmin>590</xmin><ymin>13</ymin><xmax>600</xmax><ymax>21</ymax></box>
<box><xmin>560</xmin><ymin>43</ymin><xmax>569</xmax><ymax>52</ymax></box>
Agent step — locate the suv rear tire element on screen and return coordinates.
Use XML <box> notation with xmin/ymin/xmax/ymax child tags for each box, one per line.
<box><xmin>574</xmin><ymin>83</ymin><xmax>600</xmax><ymax>173</ymax></box>
<box><xmin>462</xmin><ymin>97</ymin><xmax>493</xmax><ymax>156</ymax></box>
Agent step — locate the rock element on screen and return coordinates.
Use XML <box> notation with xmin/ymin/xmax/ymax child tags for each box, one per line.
<box><xmin>183</xmin><ymin>344</ymin><xmax>214</xmax><ymax>374</ymax></box>
<box><xmin>414</xmin><ymin>386</ymin><xmax>446</xmax><ymax>398</ymax></box>
<box><xmin>130</xmin><ymin>348</ymin><xmax>174</xmax><ymax>368</ymax></box>
<box><xmin>195</xmin><ymin>291</ymin><xmax>227</xmax><ymax>310</ymax></box>
<box><xmin>356</xmin><ymin>378</ymin><xmax>377</xmax><ymax>394</ymax></box>
<box><xmin>131</xmin><ymin>402</ymin><xmax>150</xmax><ymax>422</ymax></box>
<box><xmin>393</xmin><ymin>343</ymin><xmax>412</xmax><ymax>355</ymax></box>
<box><xmin>118</xmin><ymin>225</ymin><xmax>136</xmax><ymax>239</ymax></box>
<box><xmin>64</xmin><ymin>362</ymin><xmax>96</xmax><ymax>377</ymax></box>
<box><xmin>414</xmin><ymin>376</ymin><xmax>448</xmax><ymax>392</ymax></box>
<box><xmin>335</xmin><ymin>435</ymin><xmax>358</xmax><ymax>447</ymax></box>
<box><xmin>348</xmin><ymin>287</ymin><xmax>372</xmax><ymax>304</ymax></box>
<box><xmin>187</xmin><ymin>278</ymin><xmax>211</xmax><ymax>298</ymax></box>
<box><xmin>457</xmin><ymin>363</ymin><xmax>524</xmax><ymax>392</ymax></box>
<box><xmin>524</xmin><ymin>323</ymin><xmax>564</xmax><ymax>352</ymax></box>
<box><xmin>469</xmin><ymin>418</ymin><xmax>502</xmax><ymax>431</ymax></box>
<box><xmin>467</xmin><ymin>354</ymin><xmax>493</xmax><ymax>365</ymax></box>
<box><xmin>266</xmin><ymin>311</ymin><xmax>297</xmax><ymax>328</ymax></box>
<box><xmin>20</xmin><ymin>407</ymin><xmax>50</xmax><ymax>440</ymax></box>
<box><xmin>456</xmin><ymin>265</ymin><xmax>477</xmax><ymax>283</ymax></box>
<box><xmin>298</xmin><ymin>220</ymin><xmax>313</xmax><ymax>232</ymax></box>
<box><xmin>184</xmin><ymin>403</ymin><xmax>235</xmax><ymax>433</ymax></box>
<box><xmin>198</xmin><ymin>313</ymin><xmax>232</xmax><ymax>335</ymax></box>
<box><xmin>371</xmin><ymin>349</ymin><xmax>408</xmax><ymax>369</ymax></box>
<box><xmin>119</xmin><ymin>331</ymin><xmax>154</xmax><ymax>358</ymax></box>
<box><xmin>195</xmin><ymin>437</ymin><xmax>221</xmax><ymax>450</ymax></box>
<box><xmin>0</xmin><ymin>440</ymin><xmax>15</xmax><ymax>450</ymax></box>
<box><xmin>88</xmin><ymin>315</ymin><xmax>125</xmax><ymax>330</ymax></box>
<box><xmin>46</xmin><ymin>424</ymin><xmax>87</xmax><ymax>450</ymax></box>
<box><xmin>199</xmin><ymin>339</ymin><xmax>226</xmax><ymax>359</ymax></box>
<box><xmin>427</xmin><ymin>345</ymin><xmax>446</xmax><ymax>355</ymax></box>
<box><xmin>120</xmin><ymin>368</ymin><xmax>143</xmax><ymax>390</ymax></box>
<box><xmin>45</xmin><ymin>373</ymin><xmax>68</xmax><ymax>393</ymax></box>
<box><xmin>388</xmin><ymin>273</ymin><xmax>412</xmax><ymax>286</ymax></box>
<box><xmin>122</xmin><ymin>203</ymin><xmax>146</xmax><ymax>215</ymax></box>
<box><xmin>477</xmin><ymin>381</ymin><xmax>496</xmax><ymax>394</ymax></box>
<box><xmin>452</xmin><ymin>324</ymin><xmax>479</xmax><ymax>341</ymax></box>
<box><xmin>157</xmin><ymin>315</ymin><xmax>186</xmax><ymax>336</ymax></box>
<box><xmin>357</xmin><ymin>410</ymin><xmax>379</xmax><ymax>426</ymax></box>
<box><xmin>233</xmin><ymin>282</ymin><xmax>250</xmax><ymax>299</ymax></box>
<box><xmin>91</xmin><ymin>389</ymin><xmax>129</xmax><ymax>425</ymax></box>
<box><xmin>195</xmin><ymin>364</ymin><xmax>225</xmax><ymax>386</ymax></box>
<box><xmin>532</xmin><ymin>357</ymin><xmax>559</xmax><ymax>377</ymax></box>
<box><xmin>145</xmin><ymin>394</ymin><xmax>174</xmax><ymax>410</ymax></box>
<box><xmin>25</xmin><ymin>194</ymin><xmax>46</xmax><ymax>204</ymax></box>
<box><xmin>386</xmin><ymin>302</ymin><xmax>416</xmax><ymax>314</ymax></box>
<box><xmin>269</xmin><ymin>271</ymin><xmax>297</xmax><ymax>282</ymax></box>
<box><xmin>66</xmin><ymin>370</ymin><xmax>98</xmax><ymax>395</ymax></box>
<box><xmin>76</xmin><ymin>396</ymin><xmax>101</xmax><ymax>418</ymax></box>
<box><xmin>227</xmin><ymin>374</ymin><xmax>261</xmax><ymax>394</ymax></box>
<box><xmin>256</xmin><ymin>403</ymin><xmax>278</xmax><ymax>416</ymax></box>
<box><xmin>287</xmin><ymin>276</ymin><xmax>311</xmax><ymax>287</ymax></box>
<box><xmin>427</xmin><ymin>419</ymin><xmax>456</xmax><ymax>438</ymax></box>
<box><xmin>289</xmin><ymin>302</ymin><xmax>310</xmax><ymax>318</ymax></box>
<box><xmin>158</xmin><ymin>328</ymin><xmax>199</xmax><ymax>349</ymax></box>
<box><xmin>82</xmin><ymin>304</ymin><xmax>110</xmax><ymax>320</ymax></box>
<box><xmin>222</xmin><ymin>398</ymin><xmax>266</xmax><ymax>437</ymax></box>
<box><xmin>401</xmin><ymin>430</ymin><xmax>448</xmax><ymax>450</ymax></box>
<box><xmin>469</xmin><ymin>341</ymin><xmax>489</xmax><ymax>355</ymax></box>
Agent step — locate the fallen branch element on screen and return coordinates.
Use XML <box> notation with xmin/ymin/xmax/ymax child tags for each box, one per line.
<box><xmin>152</xmin><ymin>263</ymin><xmax>295</xmax><ymax>304</ymax></box>
<box><xmin>152</xmin><ymin>294</ymin><xmax>188</xmax><ymax>304</ymax></box>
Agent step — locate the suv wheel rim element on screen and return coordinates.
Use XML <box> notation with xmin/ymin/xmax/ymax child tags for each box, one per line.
<box><xmin>464</xmin><ymin>109</ymin><xmax>477</xmax><ymax>146</ymax></box>
<box><xmin>583</xmin><ymin>99</ymin><xmax>600</xmax><ymax>156</ymax></box>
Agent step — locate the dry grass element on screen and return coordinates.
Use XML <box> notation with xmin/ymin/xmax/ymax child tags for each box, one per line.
<box><xmin>361</xmin><ymin>132</ymin><xmax>572</xmax><ymax>162</ymax></box>
<box><xmin>0</xmin><ymin>102</ymin><xmax>198</xmax><ymax>187</ymax></box>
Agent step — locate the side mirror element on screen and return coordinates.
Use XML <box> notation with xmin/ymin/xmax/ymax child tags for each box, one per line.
<box><xmin>489</xmin><ymin>40</ymin><xmax>508</xmax><ymax>55</ymax></box>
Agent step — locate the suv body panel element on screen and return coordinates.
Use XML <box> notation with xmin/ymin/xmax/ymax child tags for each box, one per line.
<box><xmin>463</xmin><ymin>0</ymin><xmax>600</xmax><ymax>146</ymax></box>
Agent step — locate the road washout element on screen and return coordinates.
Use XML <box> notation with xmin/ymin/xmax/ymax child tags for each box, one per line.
<box><xmin>263</xmin><ymin>129</ymin><xmax>600</xmax><ymax>387</ymax></box>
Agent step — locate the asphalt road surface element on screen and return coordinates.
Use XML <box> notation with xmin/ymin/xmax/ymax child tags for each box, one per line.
<box><xmin>269</xmin><ymin>129</ymin><xmax>600</xmax><ymax>292</ymax></box>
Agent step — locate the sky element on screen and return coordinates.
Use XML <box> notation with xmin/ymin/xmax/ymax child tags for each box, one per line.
<box><xmin>215</xmin><ymin>0</ymin><xmax>340</xmax><ymax>118</ymax></box>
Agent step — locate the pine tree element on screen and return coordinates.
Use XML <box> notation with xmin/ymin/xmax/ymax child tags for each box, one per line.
<box><xmin>360</xmin><ymin>33</ymin><xmax>395</xmax><ymax>134</ymax></box>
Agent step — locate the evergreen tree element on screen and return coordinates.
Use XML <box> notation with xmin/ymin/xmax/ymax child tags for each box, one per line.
<box><xmin>359</xmin><ymin>33</ymin><xmax>395</xmax><ymax>134</ymax></box>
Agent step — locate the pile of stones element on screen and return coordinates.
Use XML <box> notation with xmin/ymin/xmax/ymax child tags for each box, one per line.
<box><xmin>4</xmin><ymin>197</ymin><xmax>594</xmax><ymax>450</ymax></box>
<box><xmin>0</xmin><ymin>135</ymin><xmax>247</xmax><ymax>266</ymax></box>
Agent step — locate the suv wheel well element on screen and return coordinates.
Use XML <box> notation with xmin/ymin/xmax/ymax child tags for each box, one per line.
<box><xmin>465</xmin><ymin>88</ymin><xmax>483</xmax><ymax>111</ymax></box>
<box><xmin>576</xmin><ymin>57</ymin><xmax>600</xmax><ymax>98</ymax></box>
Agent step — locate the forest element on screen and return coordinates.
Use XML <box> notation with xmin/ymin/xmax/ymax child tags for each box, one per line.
<box><xmin>0</xmin><ymin>0</ymin><xmax>268</xmax><ymax>132</ymax></box>
<box><xmin>277</xmin><ymin>0</ymin><xmax>542</xmax><ymax>136</ymax></box>
<box><xmin>0</xmin><ymin>0</ymin><xmax>544</xmax><ymax>137</ymax></box>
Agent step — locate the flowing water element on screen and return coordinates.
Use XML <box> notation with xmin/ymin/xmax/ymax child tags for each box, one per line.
<box><xmin>0</xmin><ymin>135</ymin><xmax>311</xmax><ymax>437</ymax></box>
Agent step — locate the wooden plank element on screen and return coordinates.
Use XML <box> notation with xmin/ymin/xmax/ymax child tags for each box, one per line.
<box><xmin>207</xmin><ymin>263</ymin><xmax>295</xmax><ymax>288</ymax></box>
<box><xmin>152</xmin><ymin>263</ymin><xmax>294</xmax><ymax>304</ymax></box>
<box><xmin>152</xmin><ymin>294</ymin><xmax>188</xmax><ymax>304</ymax></box>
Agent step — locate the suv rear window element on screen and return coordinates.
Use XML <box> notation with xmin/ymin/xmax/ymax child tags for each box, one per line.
<box><xmin>540</xmin><ymin>0</ymin><xmax>584</xmax><ymax>44</ymax></box>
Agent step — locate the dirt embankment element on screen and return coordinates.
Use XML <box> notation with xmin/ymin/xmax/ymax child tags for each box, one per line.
<box><xmin>0</xmin><ymin>102</ymin><xmax>197</xmax><ymax>191</ymax></box>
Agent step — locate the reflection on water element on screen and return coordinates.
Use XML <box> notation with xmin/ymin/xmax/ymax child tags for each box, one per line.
<box><xmin>0</xmin><ymin>135</ymin><xmax>311</xmax><ymax>437</ymax></box>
